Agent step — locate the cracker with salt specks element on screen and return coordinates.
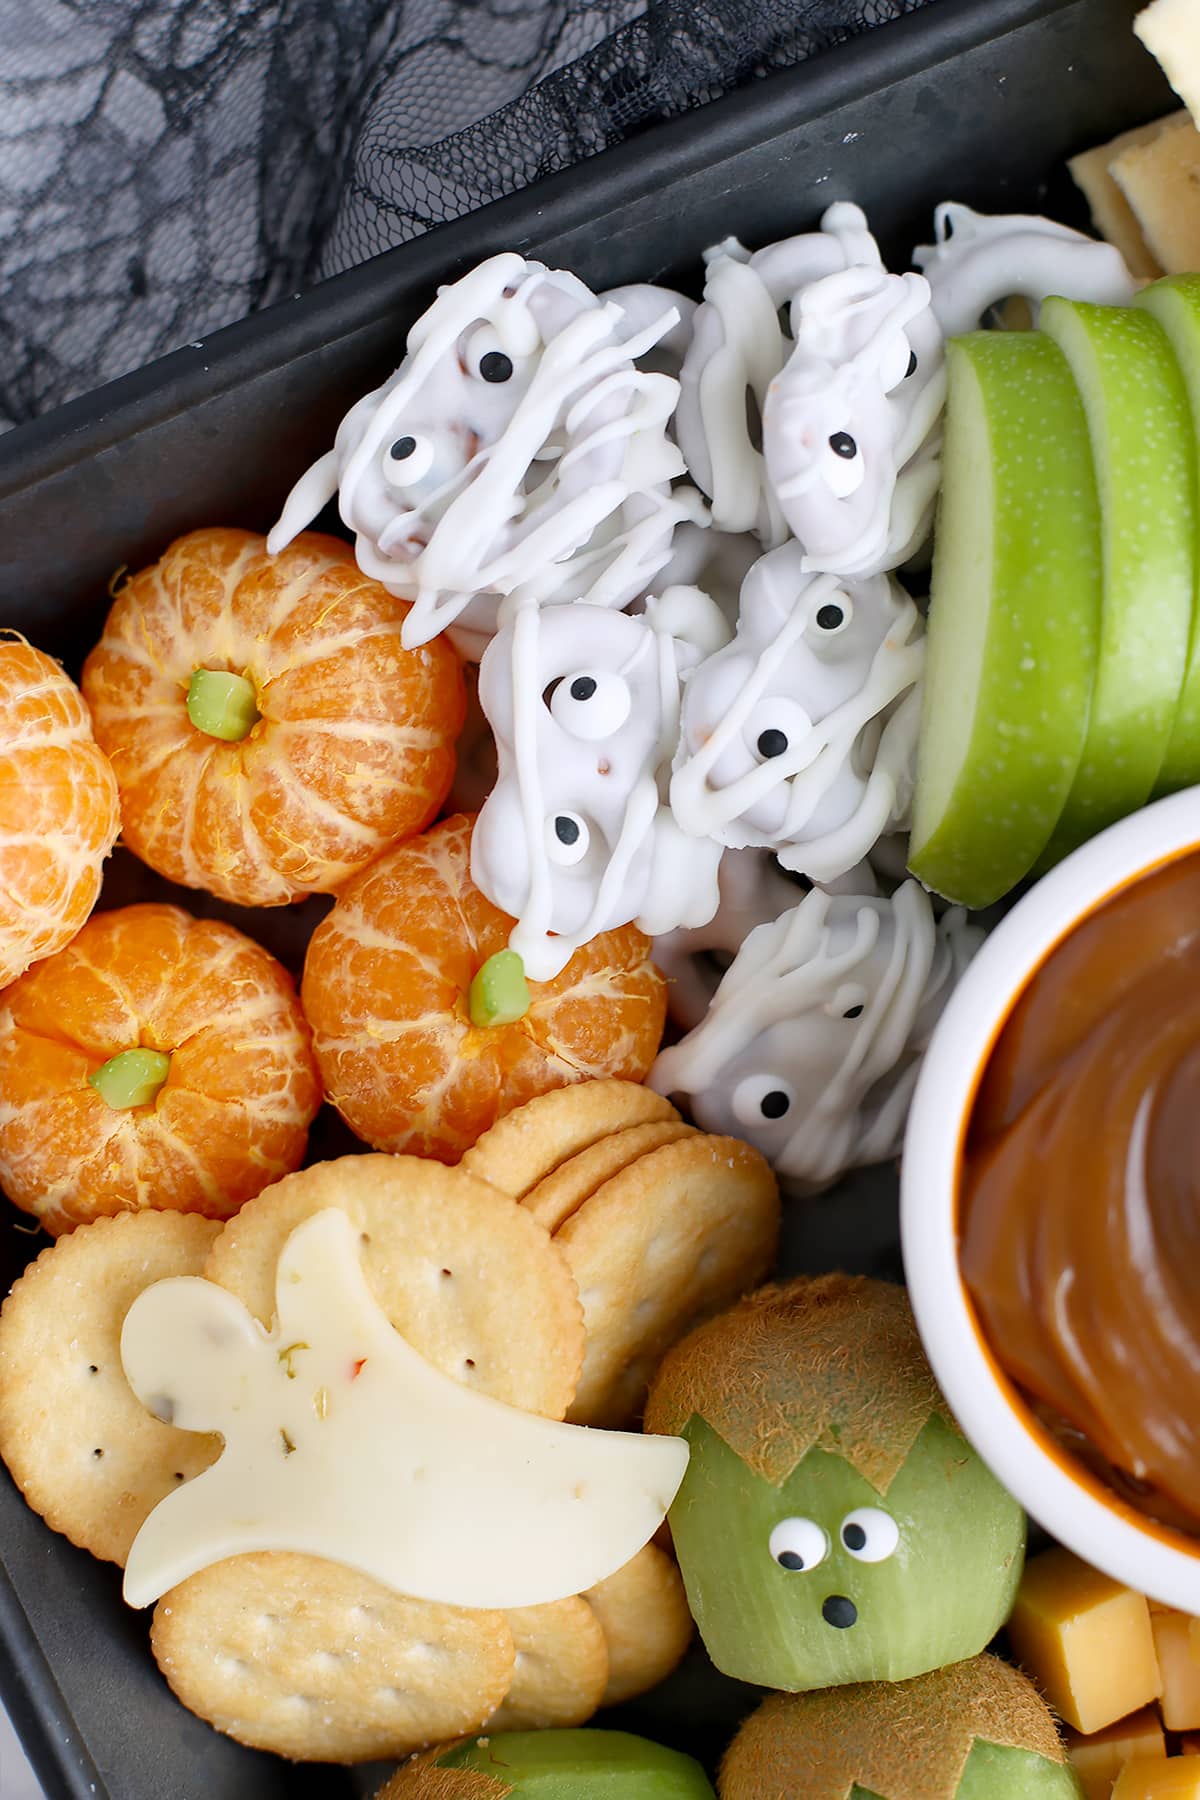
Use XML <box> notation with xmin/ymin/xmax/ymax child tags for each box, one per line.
<box><xmin>0</xmin><ymin>1210</ymin><xmax>222</xmax><ymax>1566</ymax></box>
<box><xmin>485</xmin><ymin>1597</ymin><xmax>609</xmax><ymax>1732</ymax></box>
<box><xmin>523</xmin><ymin>1119</ymin><xmax>696</xmax><ymax>1232</ymax></box>
<box><xmin>557</xmin><ymin>1134</ymin><xmax>780</xmax><ymax>1428</ymax></box>
<box><xmin>460</xmin><ymin>1081</ymin><xmax>679</xmax><ymax>1201</ymax></box>
<box><xmin>151</xmin><ymin>1552</ymin><xmax>515</xmax><ymax>1764</ymax></box>
<box><xmin>204</xmin><ymin>1153</ymin><xmax>583</xmax><ymax>1419</ymax></box>
<box><xmin>583</xmin><ymin>1543</ymin><xmax>693</xmax><ymax>1707</ymax></box>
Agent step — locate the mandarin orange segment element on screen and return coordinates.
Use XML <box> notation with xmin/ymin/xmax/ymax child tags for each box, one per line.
<box><xmin>301</xmin><ymin>814</ymin><xmax>667</xmax><ymax>1162</ymax></box>
<box><xmin>0</xmin><ymin>903</ymin><xmax>321</xmax><ymax>1234</ymax></box>
<box><xmin>80</xmin><ymin>528</ymin><xmax>466</xmax><ymax>907</ymax></box>
<box><xmin>0</xmin><ymin>638</ymin><xmax>119</xmax><ymax>989</ymax></box>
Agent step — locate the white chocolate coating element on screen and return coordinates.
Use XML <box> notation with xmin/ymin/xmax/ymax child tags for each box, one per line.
<box><xmin>268</xmin><ymin>253</ymin><xmax>694</xmax><ymax>647</ymax></box>
<box><xmin>652</xmin><ymin>849</ymin><xmax>805</xmax><ymax>1032</ymax></box>
<box><xmin>121</xmin><ymin>1208</ymin><xmax>687</xmax><ymax>1611</ymax></box>
<box><xmin>472</xmin><ymin>590</ymin><xmax>728</xmax><ymax>982</ymax></box>
<box><xmin>675</xmin><ymin>203</ymin><xmax>885</xmax><ymax>545</ymax></box>
<box><xmin>649</xmin><ymin>881</ymin><xmax>982</xmax><ymax>1194</ymax></box>
<box><xmin>761</xmin><ymin>263</ymin><xmax>946</xmax><ymax>576</ymax></box>
<box><xmin>913</xmin><ymin>202</ymin><xmax>1138</xmax><ymax>338</ymax></box>
<box><xmin>670</xmin><ymin>546</ymin><xmax>924</xmax><ymax>883</ymax></box>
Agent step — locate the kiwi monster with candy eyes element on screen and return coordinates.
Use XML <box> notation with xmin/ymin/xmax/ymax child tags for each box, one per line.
<box><xmin>644</xmin><ymin>1276</ymin><xmax>1025</xmax><ymax>1694</ymax></box>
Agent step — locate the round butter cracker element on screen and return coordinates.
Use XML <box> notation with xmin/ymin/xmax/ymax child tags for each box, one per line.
<box><xmin>523</xmin><ymin>1119</ymin><xmax>696</xmax><ymax>1232</ymax></box>
<box><xmin>583</xmin><ymin>1543</ymin><xmax>693</xmax><ymax>1707</ymax></box>
<box><xmin>151</xmin><ymin>1551</ymin><xmax>515</xmax><ymax>1763</ymax></box>
<box><xmin>485</xmin><ymin>1596</ymin><xmax>609</xmax><ymax>1732</ymax></box>
<box><xmin>0</xmin><ymin>1210</ymin><xmax>222</xmax><ymax>1566</ymax></box>
<box><xmin>558</xmin><ymin>1134</ymin><xmax>781</xmax><ymax>1428</ymax></box>
<box><xmin>204</xmin><ymin>1153</ymin><xmax>584</xmax><ymax>1419</ymax></box>
<box><xmin>461</xmin><ymin>1082</ymin><xmax>678</xmax><ymax>1201</ymax></box>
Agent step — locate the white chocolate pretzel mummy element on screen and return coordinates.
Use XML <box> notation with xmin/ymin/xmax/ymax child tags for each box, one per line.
<box><xmin>761</xmin><ymin>263</ymin><xmax>946</xmax><ymax>576</ymax></box>
<box><xmin>471</xmin><ymin>588</ymin><xmax>729</xmax><ymax>983</ymax></box>
<box><xmin>913</xmin><ymin>202</ymin><xmax>1138</xmax><ymax>337</ymax></box>
<box><xmin>670</xmin><ymin>544</ymin><xmax>924</xmax><ymax>884</ymax></box>
<box><xmin>652</xmin><ymin>849</ymin><xmax>806</xmax><ymax>1034</ymax></box>
<box><xmin>675</xmin><ymin>202</ymin><xmax>886</xmax><ymax>546</ymax></box>
<box><xmin>649</xmin><ymin>881</ymin><xmax>982</xmax><ymax>1194</ymax></box>
<box><xmin>269</xmin><ymin>253</ymin><xmax>695</xmax><ymax>648</ymax></box>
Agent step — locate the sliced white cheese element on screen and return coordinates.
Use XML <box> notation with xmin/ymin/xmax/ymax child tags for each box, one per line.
<box><xmin>120</xmin><ymin>1208</ymin><xmax>688</xmax><ymax>1611</ymax></box>
<box><xmin>1136</xmin><ymin>0</ymin><xmax>1200</xmax><ymax>125</ymax></box>
<box><xmin>1111</xmin><ymin>114</ymin><xmax>1200</xmax><ymax>275</ymax></box>
<box><xmin>1069</xmin><ymin>113</ymin><xmax>1185</xmax><ymax>280</ymax></box>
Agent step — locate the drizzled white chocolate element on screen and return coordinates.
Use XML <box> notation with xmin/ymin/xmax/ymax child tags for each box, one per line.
<box><xmin>268</xmin><ymin>254</ymin><xmax>695</xmax><ymax>648</ymax></box>
<box><xmin>670</xmin><ymin>545</ymin><xmax>924</xmax><ymax>883</ymax></box>
<box><xmin>652</xmin><ymin>849</ymin><xmax>804</xmax><ymax>1033</ymax></box>
<box><xmin>761</xmin><ymin>264</ymin><xmax>946</xmax><ymax>576</ymax></box>
<box><xmin>913</xmin><ymin>202</ymin><xmax>1138</xmax><ymax>337</ymax></box>
<box><xmin>675</xmin><ymin>203</ymin><xmax>884</xmax><ymax>547</ymax></box>
<box><xmin>471</xmin><ymin>589</ymin><xmax>728</xmax><ymax>982</ymax></box>
<box><xmin>120</xmin><ymin>1208</ymin><xmax>688</xmax><ymax>1610</ymax></box>
<box><xmin>649</xmin><ymin>882</ymin><xmax>981</xmax><ymax>1194</ymax></box>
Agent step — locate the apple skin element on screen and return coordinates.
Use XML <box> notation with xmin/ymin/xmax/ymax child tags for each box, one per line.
<box><xmin>1135</xmin><ymin>273</ymin><xmax>1200</xmax><ymax>794</ymax></box>
<box><xmin>909</xmin><ymin>332</ymin><xmax>1102</xmax><ymax>910</ymax></box>
<box><xmin>1037</xmin><ymin>298</ymin><xmax>1194</xmax><ymax>860</ymax></box>
<box><xmin>435</xmin><ymin>1729</ymin><xmax>717</xmax><ymax>1796</ymax></box>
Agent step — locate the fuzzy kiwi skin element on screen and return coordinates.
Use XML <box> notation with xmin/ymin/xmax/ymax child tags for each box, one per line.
<box><xmin>437</xmin><ymin>1729</ymin><xmax>717</xmax><ymax>1796</ymax></box>
<box><xmin>726</xmin><ymin>1741</ymin><xmax>1083</xmax><ymax>1800</ymax></box>
<box><xmin>669</xmin><ymin>1414</ymin><xmax>1025</xmax><ymax>1691</ymax></box>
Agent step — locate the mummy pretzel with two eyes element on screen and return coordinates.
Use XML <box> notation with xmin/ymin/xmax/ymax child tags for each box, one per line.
<box><xmin>470</xmin><ymin>588</ymin><xmax>730</xmax><ymax>983</ymax></box>
<box><xmin>669</xmin><ymin>542</ymin><xmax>925</xmax><ymax>885</ymax></box>
<box><xmin>650</xmin><ymin>880</ymin><xmax>982</xmax><ymax>1194</ymax></box>
<box><xmin>268</xmin><ymin>253</ymin><xmax>698</xmax><ymax>651</ymax></box>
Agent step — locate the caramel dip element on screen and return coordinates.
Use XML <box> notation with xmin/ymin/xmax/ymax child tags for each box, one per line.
<box><xmin>960</xmin><ymin>850</ymin><xmax>1200</xmax><ymax>1535</ymax></box>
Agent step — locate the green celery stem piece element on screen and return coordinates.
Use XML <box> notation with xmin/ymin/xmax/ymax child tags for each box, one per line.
<box><xmin>89</xmin><ymin>1049</ymin><xmax>172</xmax><ymax>1110</ymax></box>
<box><xmin>186</xmin><ymin>668</ymin><xmax>261</xmax><ymax>742</ymax></box>
<box><xmin>469</xmin><ymin>949</ymin><xmax>531</xmax><ymax>1028</ymax></box>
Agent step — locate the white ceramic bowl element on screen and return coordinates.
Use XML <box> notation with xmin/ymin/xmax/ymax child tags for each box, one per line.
<box><xmin>901</xmin><ymin>787</ymin><xmax>1200</xmax><ymax>1609</ymax></box>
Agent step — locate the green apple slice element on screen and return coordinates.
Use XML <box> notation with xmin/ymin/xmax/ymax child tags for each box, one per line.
<box><xmin>1037</xmin><ymin>298</ymin><xmax>1194</xmax><ymax>858</ymax></box>
<box><xmin>909</xmin><ymin>332</ymin><xmax>1102</xmax><ymax>909</ymax></box>
<box><xmin>1135</xmin><ymin>273</ymin><xmax>1200</xmax><ymax>792</ymax></box>
<box><xmin>435</xmin><ymin>1729</ymin><xmax>716</xmax><ymax>1796</ymax></box>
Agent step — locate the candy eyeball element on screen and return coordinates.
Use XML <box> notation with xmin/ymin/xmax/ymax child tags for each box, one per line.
<box><xmin>879</xmin><ymin>328</ymin><xmax>918</xmax><ymax>393</ymax></box>
<box><xmin>464</xmin><ymin>324</ymin><xmax>518</xmax><ymax>384</ymax></box>
<box><xmin>733</xmin><ymin>1073</ymin><xmax>796</xmax><ymax>1127</ymax></box>
<box><xmin>824</xmin><ymin>983</ymin><xmax>868</xmax><ymax>1021</ymax></box>
<box><xmin>824</xmin><ymin>431</ymin><xmax>866</xmax><ymax>499</ymax></box>
<box><xmin>839</xmin><ymin>1508</ymin><xmax>900</xmax><ymax>1563</ymax></box>
<box><xmin>810</xmin><ymin>594</ymin><xmax>853</xmax><ymax>636</ymax></box>
<box><xmin>383</xmin><ymin>432</ymin><xmax>436</xmax><ymax>485</ymax></box>
<box><xmin>545</xmin><ymin>811</ymin><xmax>592</xmax><ymax>867</ymax></box>
<box><xmin>548</xmin><ymin>670</ymin><xmax>632</xmax><ymax>741</ymax></box>
<box><xmin>747</xmin><ymin>698</ymin><xmax>812</xmax><ymax>767</ymax></box>
<box><xmin>769</xmin><ymin>1517</ymin><xmax>829</xmax><ymax>1573</ymax></box>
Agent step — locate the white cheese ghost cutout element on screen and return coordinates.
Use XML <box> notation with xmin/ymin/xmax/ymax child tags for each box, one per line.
<box><xmin>267</xmin><ymin>253</ymin><xmax>696</xmax><ymax>649</ymax></box>
<box><xmin>649</xmin><ymin>882</ymin><xmax>982</xmax><ymax>1195</ymax></box>
<box><xmin>913</xmin><ymin>202</ymin><xmax>1138</xmax><ymax>338</ymax></box>
<box><xmin>670</xmin><ymin>546</ymin><xmax>924</xmax><ymax>885</ymax></box>
<box><xmin>120</xmin><ymin>1208</ymin><xmax>688</xmax><ymax>1611</ymax></box>
<box><xmin>761</xmin><ymin>263</ymin><xmax>946</xmax><ymax>577</ymax></box>
<box><xmin>471</xmin><ymin>588</ymin><xmax>728</xmax><ymax>983</ymax></box>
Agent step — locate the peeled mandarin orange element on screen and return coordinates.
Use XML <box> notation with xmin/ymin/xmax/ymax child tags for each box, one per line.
<box><xmin>301</xmin><ymin>814</ymin><xmax>667</xmax><ymax>1163</ymax></box>
<box><xmin>81</xmin><ymin>528</ymin><xmax>465</xmax><ymax>907</ymax></box>
<box><xmin>0</xmin><ymin>903</ymin><xmax>321</xmax><ymax>1235</ymax></box>
<box><xmin>0</xmin><ymin>638</ymin><xmax>119</xmax><ymax>989</ymax></box>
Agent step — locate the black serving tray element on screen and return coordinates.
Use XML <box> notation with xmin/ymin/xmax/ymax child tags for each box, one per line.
<box><xmin>0</xmin><ymin>1</ymin><xmax>1177</xmax><ymax>1794</ymax></box>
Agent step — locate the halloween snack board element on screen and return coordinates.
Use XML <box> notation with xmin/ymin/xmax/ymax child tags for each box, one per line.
<box><xmin>0</xmin><ymin>2</ymin><xmax>1191</xmax><ymax>1797</ymax></box>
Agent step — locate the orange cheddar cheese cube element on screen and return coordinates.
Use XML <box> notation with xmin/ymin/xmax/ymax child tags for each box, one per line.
<box><xmin>1113</xmin><ymin>1755</ymin><xmax>1200</xmax><ymax>1798</ymax></box>
<box><xmin>1066</xmin><ymin>1706</ymin><xmax>1168</xmax><ymax>1800</ymax></box>
<box><xmin>1153</xmin><ymin>1611</ymin><xmax>1200</xmax><ymax>1730</ymax></box>
<box><xmin>1007</xmin><ymin>1548</ymin><xmax>1162</xmax><ymax>1734</ymax></box>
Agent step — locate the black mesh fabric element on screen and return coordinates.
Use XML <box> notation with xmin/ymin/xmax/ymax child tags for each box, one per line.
<box><xmin>0</xmin><ymin>0</ymin><xmax>934</xmax><ymax>431</ymax></box>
